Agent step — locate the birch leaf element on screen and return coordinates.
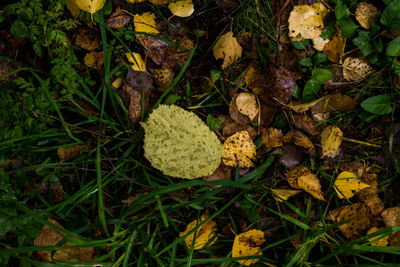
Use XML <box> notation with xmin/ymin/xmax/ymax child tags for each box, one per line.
<box><xmin>232</xmin><ymin>229</ymin><xmax>266</xmax><ymax>266</ymax></box>
<box><xmin>126</xmin><ymin>52</ymin><xmax>146</xmax><ymax>72</ymax></box>
<box><xmin>285</xmin><ymin>166</ymin><xmax>325</xmax><ymax>200</ymax></box>
<box><xmin>141</xmin><ymin>105</ymin><xmax>223</xmax><ymax>179</ymax></box>
<box><xmin>334</xmin><ymin>171</ymin><xmax>370</xmax><ymax>199</ymax></box>
<box><xmin>236</xmin><ymin>92</ymin><xmax>259</xmax><ymax>121</ymax></box>
<box><xmin>168</xmin><ymin>0</ymin><xmax>194</xmax><ymax>18</ymax></box>
<box><xmin>223</xmin><ymin>130</ymin><xmax>256</xmax><ymax>168</ymax></box>
<box><xmin>134</xmin><ymin>12</ymin><xmax>159</xmax><ymax>34</ymax></box>
<box><xmin>320</xmin><ymin>125</ymin><xmax>343</xmax><ymax>158</ymax></box>
<box><xmin>367</xmin><ymin>227</ymin><xmax>389</xmax><ymax>246</ymax></box>
<box><xmin>288</xmin><ymin>5</ymin><xmax>324</xmax><ymax>41</ymax></box>
<box><xmin>271</xmin><ymin>189</ymin><xmax>301</xmax><ymax>202</ymax></box>
<box><xmin>75</xmin><ymin>0</ymin><xmax>105</xmax><ymax>14</ymax></box>
<box><xmin>213</xmin><ymin>32</ymin><xmax>242</xmax><ymax>69</ymax></box>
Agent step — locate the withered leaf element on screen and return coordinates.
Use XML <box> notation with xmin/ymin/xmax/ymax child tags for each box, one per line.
<box><xmin>323</xmin><ymin>29</ymin><xmax>346</xmax><ymax>64</ymax></box>
<box><xmin>285</xmin><ymin>166</ymin><xmax>325</xmax><ymax>200</ymax></box>
<box><xmin>236</xmin><ymin>92</ymin><xmax>259</xmax><ymax>121</ymax></box>
<box><xmin>381</xmin><ymin>207</ymin><xmax>400</xmax><ymax>245</ymax></box>
<box><xmin>282</xmin><ymin>129</ymin><xmax>314</xmax><ymax>152</ymax></box>
<box><xmin>334</xmin><ymin>171</ymin><xmax>369</xmax><ymax>199</ymax></box>
<box><xmin>232</xmin><ymin>229</ymin><xmax>266</xmax><ymax>266</ymax></box>
<box><xmin>288</xmin><ymin>5</ymin><xmax>324</xmax><ymax>41</ymax></box>
<box><xmin>355</xmin><ymin>2</ymin><xmax>380</xmax><ymax>30</ymax></box>
<box><xmin>74</xmin><ymin>29</ymin><xmax>100</xmax><ymax>51</ymax></box>
<box><xmin>320</xmin><ymin>125</ymin><xmax>343</xmax><ymax>158</ymax></box>
<box><xmin>367</xmin><ymin>227</ymin><xmax>389</xmax><ymax>246</ymax></box>
<box><xmin>311</xmin><ymin>93</ymin><xmax>357</xmax><ymax>114</ymax></box>
<box><xmin>271</xmin><ymin>188</ymin><xmax>301</xmax><ymax>202</ymax></box>
<box><xmin>279</xmin><ymin>145</ymin><xmax>303</xmax><ymax>169</ymax></box>
<box><xmin>229</xmin><ymin>94</ymin><xmax>251</xmax><ymax>125</ymax></box>
<box><xmin>223</xmin><ymin>130</ymin><xmax>256</xmax><ymax>168</ymax></box>
<box><xmin>57</xmin><ymin>144</ymin><xmax>89</xmax><ymax>161</ymax></box>
<box><xmin>261</xmin><ymin>128</ymin><xmax>283</xmax><ymax>152</ymax></box>
<box><xmin>106</xmin><ymin>7</ymin><xmax>132</xmax><ymax>29</ymax></box>
<box><xmin>84</xmin><ymin>51</ymin><xmax>104</xmax><ymax>70</ymax></box>
<box><xmin>213</xmin><ymin>31</ymin><xmax>242</xmax><ymax>69</ymax></box>
<box><xmin>152</xmin><ymin>67</ymin><xmax>175</xmax><ymax>92</ymax></box>
<box><xmin>342</xmin><ymin>57</ymin><xmax>374</xmax><ymax>82</ymax></box>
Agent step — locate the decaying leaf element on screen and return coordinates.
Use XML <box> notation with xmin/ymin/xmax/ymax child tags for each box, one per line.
<box><xmin>168</xmin><ymin>0</ymin><xmax>194</xmax><ymax>18</ymax></box>
<box><xmin>285</xmin><ymin>166</ymin><xmax>325</xmax><ymax>200</ymax></box>
<box><xmin>381</xmin><ymin>207</ymin><xmax>400</xmax><ymax>245</ymax></box>
<box><xmin>329</xmin><ymin>203</ymin><xmax>374</xmax><ymax>239</ymax></box>
<box><xmin>342</xmin><ymin>57</ymin><xmax>374</xmax><ymax>82</ymax></box>
<box><xmin>271</xmin><ymin>188</ymin><xmax>301</xmax><ymax>202</ymax></box>
<box><xmin>323</xmin><ymin>29</ymin><xmax>346</xmax><ymax>64</ymax></box>
<box><xmin>261</xmin><ymin>128</ymin><xmax>283</xmax><ymax>152</ymax></box>
<box><xmin>312</xmin><ymin>36</ymin><xmax>329</xmax><ymax>51</ymax></box>
<box><xmin>34</xmin><ymin>219</ymin><xmax>94</xmax><ymax>262</ymax></box>
<box><xmin>357</xmin><ymin>187</ymin><xmax>384</xmax><ymax>216</ymax></box>
<box><xmin>134</xmin><ymin>12</ymin><xmax>159</xmax><ymax>34</ymax></box>
<box><xmin>282</xmin><ymin>129</ymin><xmax>314</xmax><ymax>152</ymax></box>
<box><xmin>334</xmin><ymin>171</ymin><xmax>370</xmax><ymax>199</ymax></box>
<box><xmin>57</xmin><ymin>144</ymin><xmax>89</xmax><ymax>161</ymax></box>
<box><xmin>355</xmin><ymin>2</ymin><xmax>380</xmax><ymax>30</ymax></box>
<box><xmin>223</xmin><ymin>131</ymin><xmax>256</xmax><ymax>168</ymax></box>
<box><xmin>75</xmin><ymin>0</ymin><xmax>105</xmax><ymax>14</ymax></box>
<box><xmin>74</xmin><ymin>29</ymin><xmax>100</xmax><ymax>51</ymax></box>
<box><xmin>203</xmin><ymin>164</ymin><xmax>232</xmax><ymax>183</ymax></box>
<box><xmin>152</xmin><ymin>68</ymin><xmax>174</xmax><ymax>91</ymax></box>
<box><xmin>286</xmin><ymin>96</ymin><xmax>328</xmax><ymax>113</ymax></box>
<box><xmin>106</xmin><ymin>7</ymin><xmax>132</xmax><ymax>29</ymax></box>
<box><xmin>179</xmin><ymin>212</ymin><xmax>218</xmax><ymax>250</ymax></box>
<box><xmin>279</xmin><ymin>145</ymin><xmax>304</xmax><ymax>169</ymax></box>
<box><xmin>288</xmin><ymin>5</ymin><xmax>324</xmax><ymax>41</ymax></box>
<box><xmin>367</xmin><ymin>227</ymin><xmax>389</xmax><ymax>246</ymax></box>
<box><xmin>236</xmin><ymin>92</ymin><xmax>258</xmax><ymax>121</ymax></box>
<box><xmin>213</xmin><ymin>31</ymin><xmax>243</xmax><ymax>69</ymax></box>
<box><xmin>310</xmin><ymin>93</ymin><xmax>357</xmax><ymax>114</ymax></box>
<box><xmin>126</xmin><ymin>52</ymin><xmax>146</xmax><ymax>72</ymax></box>
<box><xmin>292</xmin><ymin>113</ymin><xmax>321</xmax><ymax>136</ymax></box>
<box><xmin>84</xmin><ymin>51</ymin><xmax>104</xmax><ymax>70</ymax></box>
<box><xmin>142</xmin><ymin>105</ymin><xmax>223</xmax><ymax>179</ymax></box>
<box><xmin>320</xmin><ymin>125</ymin><xmax>343</xmax><ymax>158</ymax></box>
<box><xmin>232</xmin><ymin>229</ymin><xmax>266</xmax><ymax>266</ymax></box>
<box><xmin>229</xmin><ymin>94</ymin><xmax>251</xmax><ymax>125</ymax></box>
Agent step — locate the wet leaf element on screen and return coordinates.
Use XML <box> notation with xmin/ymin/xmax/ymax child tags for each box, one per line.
<box><xmin>84</xmin><ymin>51</ymin><xmax>103</xmax><ymax>70</ymax></box>
<box><xmin>288</xmin><ymin>5</ymin><xmax>324</xmax><ymax>41</ymax></box>
<box><xmin>168</xmin><ymin>0</ymin><xmax>194</xmax><ymax>18</ymax></box>
<box><xmin>179</xmin><ymin>212</ymin><xmax>218</xmax><ymax>250</ymax></box>
<box><xmin>236</xmin><ymin>92</ymin><xmax>258</xmax><ymax>121</ymax></box>
<box><xmin>367</xmin><ymin>227</ymin><xmax>389</xmax><ymax>246</ymax></box>
<box><xmin>342</xmin><ymin>57</ymin><xmax>374</xmax><ymax>82</ymax></box>
<box><xmin>223</xmin><ymin>130</ymin><xmax>256</xmax><ymax>168</ymax></box>
<box><xmin>232</xmin><ymin>229</ymin><xmax>266</xmax><ymax>266</ymax></box>
<box><xmin>57</xmin><ymin>144</ymin><xmax>89</xmax><ymax>161</ymax></box>
<box><xmin>271</xmin><ymin>188</ymin><xmax>301</xmax><ymax>202</ymax></box>
<box><xmin>213</xmin><ymin>31</ymin><xmax>242</xmax><ymax>69</ymax></box>
<box><xmin>75</xmin><ymin>0</ymin><xmax>105</xmax><ymax>14</ymax></box>
<box><xmin>126</xmin><ymin>52</ymin><xmax>146</xmax><ymax>72</ymax></box>
<box><xmin>261</xmin><ymin>128</ymin><xmax>283</xmax><ymax>152</ymax></box>
<box><xmin>320</xmin><ymin>125</ymin><xmax>343</xmax><ymax>158</ymax></box>
<box><xmin>355</xmin><ymin>2</ymin><xmax>380</xmax><ymax>30</ymax></box>
<box><xmin>285</xmin><ymin>166</ymin><xmax>325</xmax><ymax>200</ymax></box>
<box><xmin>334</xmin><ymin>171</ymin><xmax>370</xmax><ymax>199</ymax></box>
<box><xmin>134</xmin><ymin>12</ymin><xmax>159</xmax><ymax>34</ymax></box>
<box><xmin>142</xmin><ymin>105</ymin><xmax>223</xmax><ymax>179</ymax></box>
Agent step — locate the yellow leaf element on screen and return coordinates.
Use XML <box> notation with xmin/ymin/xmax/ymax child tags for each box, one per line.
<box><xmin>311</xmin><ymin>3</ymin><xmax>328</xmax><ymax>18</ymax></box>
<box><xmin>75</xmin><ymin>0</ymin><xmax>105</xmax><ymax>14</ymax></box>
<box><xmin>223</xmin><ymin>130</ymin><xmax>256</xmax><ymax>168</ymax></box>
<box><xmin>288</xmin><ymin>5</ymin><xmax>324</xmax><ymax>41</ymax></box>
<box><xmin>232</xmin><ymin>229</ymin><xmax>266</xmax><ymax>266</ymax></box>
<box><xmin>213</xmin><ymin>31</ymin><xmax>242</xmax><ymax>69</ymax></box>
<box><xmin>285</xmin><ymin>166</ymin><xmax>325</xmax><ymax>201</ymax></box>
<box><xmin>271</xmin><ymin>189</ymin><xmax>301</xmax><ymax>202</ymax></box>
<box><xmin>312</xmin><ymin>36</ymin><xmax>329</xmax><ymax>51</ymax></box>
<box><xmin>67</xmin><ymin>0</ymin><xmax>80</xmax><ymax>19</ymax></box>
<box><xmin>367</xmin><ymin>227</ymin><xmax>389</xmax><ymax>246</ymax></box>
<box><xmin>84</xmin><ymin>51</ymin><xmax>104</xmax><ymax>70</ymax></box>
<box><xmin>179</xmin><ymin>213</ymin><xmax>217</xmax><ymax>250</ymax></box>
<box><xmin>342</xmin><ymin>57</ymin><xmax>374</xmax><ymax>82</ymax></box>
<box><xmin>125</xmin><ymin>52</ymin><xmax>146</xmax><ymax>72</ymax></box>
<box><xmin>236</xmin><ymin>92</ymin><xmax>258</xmax><ymax>121</ymax></box>
<box><xmin>168</xmin><ymin>0</ymin><xmax>194</xmax><ymax>18</ymax></box>
<box><xmin>261</xmin><ymin>128</ymin><xmax>283</xmax><ymax>152</ymax></box>
<box><xmin>334</xmin><ymin>171</ymin><xmax>370</xmax><ymax>199</ymax></box>
<box><xmin>320</xmin><ymin>125</ymin><xmax>343</xmax><ymax>158</ymax></box>
<box><xmin>355</xmin><ymin>2</ymin><xmax>380</xmax><ymax>30</ymax></box>
<box><xmin>134</xmin><ymin>12</ymin><xmax>159</xmax><ymax>35</ymax></box>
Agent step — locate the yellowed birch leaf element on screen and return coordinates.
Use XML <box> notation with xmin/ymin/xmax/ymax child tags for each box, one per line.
<box><xmin>334</xmin><ymin>171</ymin><xmax>370</xmax><ymax>199</ymax></box>
<box><xmin>213</xmin><ymin>32</ymin><xmax>242</xmax><ymax>69</ymax></box>
<box><xmin>232</xmin><ymin>229</ymin><xmax>266</xmax><ymax>266</ymax></box>
<box><xmin>223</xmin><ymin>130</ymin><xmax>256</xmax><ymax>168</ymax></box>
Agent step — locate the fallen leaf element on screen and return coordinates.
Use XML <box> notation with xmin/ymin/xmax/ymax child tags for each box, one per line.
<box><xmin>111</xmin><ymin>77</ymin><xmax>123</xmax><ymax>89</ymax></box>
<box><xmin>134</xmin><ymin>12</ymin><xmax>159</xmax><ymax>35</ymax></box>
<box><xmin>367</xmin><ymin>227</ymin><xmax>389</xmax><ymax>246</ymax></box>
<box><xmin>287</xmin><ymin>97</ymin><xmax>328</xmax><ymax>113</ymax></box>
<box><xmin>282</xmin><ymin>129</ymin><xmax>314</xmax><ymax>152</ymax></box>
<box><xmin>74</xmin><ymin>29</ymin><xmax>100</xmax><ymax>51</ymax></box>
<box><xmin>323</xmin><ymin>29</ymin><xmax>346</xmax><ymax>63</ymax></box>
<box><xmin>288</xmin><ymin>5</ymin><xmax>324</xmax><ymax>41</ymax></box>
<box><xmin>57</xmin><ymin>144</ymin><xmax>89</xmax><ymax>161</ymax></box>
<box><xmin>236</xmin><ymin>92</ymin><xmax>258</xmax><ymax>121</ymax></box>
<box><xmin>271</xmin><ymin>188</ymin><xmax>301</xmax><ymax>202</ymax></box>
<box><xmin>232</xmin><ymin>229</ymin><xmax>266</xmax><ymax>266</ymax></box>
<box><xmin>310</xmin><ymin>93</ymin><xmax>357</xmax><ymax>113</ymax></box>
<box><xmin>34</xmin><ymin>219</ymin><xmax>94</xmax><ymax>262</ymax></box>
<box><xmin>106</xmin><ymin>7</ymin><xmax>132</xmax><ymax>29</ymax></box>
<box><xmin>84</xmin><ymin>51</ymin><xmax>104</xmax><ymax>70</ymax></box>
<box><xmin>355</xmin><ymin>2</ymin><xmax>380</xmax><ymax>30</ymax></box>
<box><xmin>223</xmin><ymin>130</ymin><xmax>256</xmax><ymax>168</ymax></box>
<box><xmin>75</xmin><ymin>0</ymin><xmax>105</xmax><ymax>14</ymax></box>
<box><xmin>342</xmin><ymin>57</ymin><xmax>374</xmax><ymax>82</ymax></box>
<box><xmin>320</xmin><ymin>125</ymin><xmax>343</xmax><ymax>158</ymax></box>
<box><xmin>334</xmin><ymin>171</ymin><xmax>370</xmax><ymax>199</ymax></box>
<box><xmin>221</xmin><ymin>120</ymin><xmax>257</xmax><ymax>139</ymax></box>
<box><xmin>67</xmin><ymin>0</ymin><xmax>80</xmax><ymax>19</ymax></box>
<box><xmin>179</xmin><ymin>212</ymin><xmax>218</xmax><ymax>250</ymax></box>
<box><xmin>126</xmin><ymin>52</ymin><xmax>146</xmax><ymax>72</ymax></box>
<box><xmin>229</xmin><ymin>94</ymin><xmax>251</xmax><ymax>125</ymax></box>
<box><xmin>203</xmin><ymin>164</ymin><xmax>232</xmax><ymax>183</ymax></box>
<box><xmin>124</xmin><ymin>86</ymin><xmax>142</xmax><ymax>124</ymax></box>
<box><xmin>381</xmin><ymin>207</ymin><xmax>400</xmax><ymax>245</ymax></box>
<box><xmin>168</xmin><ymin>0</ymin><xmax>194</xmax><ymax>17</ymax></box>
<box><xmin>261</xmin><ymin>128</ymin><xmax>283</xmax><ymax>152</ymax></box>
<box><xmin>152</xmin><ymin>67</ymin><xmax>175</xmax><ymax>92</ymax></box>
<box><xmin>285</xmin><ymin>166</ymin><xmax>325</xmax><ymax>200</ymax></box>
<box><xmin>141</xmin><ymin>105</ymin><xmax>223</xmax><ymax>179</ymax></box>
<box><xmin>292</xmin><ymin>113</ymin><xmax>321</xmax><ymax>136</ymax></box>
<box><xmin>329</xmin><ymin>203</ymin><xmax>374</xmax><ymax>239</ymax></box>
<box><xmin>356</xmin><ymin>187</ymin><xmax>384</xmax><ymax>216</ymax></box>
<box><xmin>213</xmin><ymin>31</ymin><xmax>242</xmax><ymax>69</ymax></box>
<box><xmin>312</xmin><ymin>36</ymin><xmax>329</xmax><ymax>51</ymax></box>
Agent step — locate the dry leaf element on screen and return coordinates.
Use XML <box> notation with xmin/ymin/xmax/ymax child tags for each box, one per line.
<box><xmin>203</xmin><ymin>164</ymin><xmax>232</xmax><ymax>183</ymax></box>
<box><xmin>285</xmin><ymin>166</ymin><xmax>325</xmax><ymax>200</ymax></box>
<box><xmin>312</xmin><ymin>36</ymin><xmax>329</xmax><ymax>51</ymax></box>
<box><xmin>292</xmin><ymin>113</ymin><xmax>321</xmax><ymax>136</ymax></box>
<box><xmin>367</xmin><ymin>227</ymin><xmax>389</xmax><ymax>246</ymax></box>
<box><xmin>179</xmin><ymin>212</ymin><xmax>218</xmax><ymax>250</ymax></box>
<box><xmin>229</xmin><ymin>94</ymin><xmax>251</xmax><ymax>125</ymax></box>
<box><xmin>168</xmin><ymin>0</ymin><xmax>194</xmax><ymax>17</ymax></box>
<box><xmin>357</xmin><ymin>187</ymin><xmax>384</xmax><ymax>216</ymax></box>
<box><xmin>279</xmin><ymin>145</ymin><xmax>303</xmax><ymax>169</ymax></box>
<box><xmin>84</xmin><ymin>51</ymin><xmax>104</xmax><ymax>70</ymax></box>
<box><xmin>329</xmin><ymin>203</ymin><xmax>374</xmax><ymax>239</ymax></box>
<box><xmin>287</xmin><ymin>97</ymin><xmax>328</xmax><ymax>113</ymax></box>
<box><xmin>342</xmin><ymin>57</ymin><xmax>374</xmax><ymax>82</ymax></box>
<box><xmin>106</xmin><ymin>7</ymin><xmax>132</xmax><ymax>29</ymax></box>
<box><xmin>310</xmin><ymin>93</ymin><xmax>357</xmax><ymax>113</ymax></box>
<box><xmin>261</xmin><ymin>128</ymin><xmax>283</xmax><ymax>152</ymax></box>
<box><xmin>232</xmin><ymin>229</ymin><xmax>266</xmax><ymax>266</ymax></box>
<box><xmin>34</xmin><ymin>219</ymin><xmax>94</xmax><ymax>262</ymax></box>
<box><xmin>236</xmin><ymin>92</ymin><xmax>258</xmax><ymax>121</ymax></box>
<box><xmin>152</xmin><ymin>68</ymin><xmax>174</xmax><ymax>92</ymax></box>
<box><xmin>75</xmin><ymin>0</ymin><xmax>105</xmax><ymax>14</ymax></box>
<box><xmin>334</xmin><ymin>171</ymin><xmax>370</xmax><ymax>199</ymax></box>
<box><xmin>74</xmin><ymin>29</ymin><xmax>100</xmax><ymax>51</ymax></box>
<box><xmin>126</xmin><ymin>52</ymin><xmax>146</xmax><ymax>72</ymax></box>
<box><xmin>57</xmin><ymin>144</ymin><xmax>89</xmax><ymax>161</ymax></box>
<box><xmin>223</xmin><ymin>130</ymin><xmax>256</xmax><ymax>168</ymax></box>
<box><xmin>271</xmin><ymin>188</ymin><xmax>301</xmax><ymax>202</ymax></box>
<box><xmin>282</xmin><ymin>129</ymin><xmax>314</xmax><ymax>152</ymax></box>
<box><xmin>320</xmin><ymin>125</ymin><xmax>343</xmax><ymax>158</ymax></box>
<box><xmin>288</xmin><ymin>5</ymin><xmax>324</xmax><ymax>41</ymax></box>
<box><xmin>213</xmin><ymin>31</ymin><xmax>242</xmax><ymax>69</ymax></box>
<box><xmin>134</xmin><ymin>12</ymin><xmax>159</xmax><ymax>34</ymax></box>
<box><xmin>381</xmin><ymin>207</ymin><xmax>400</xmax><ymax>245</ymax></box>
<box><xmin>323</xmin><ymin>29</ymin><xmax>346</xmax><ymax>63</ymax></box>
<box><xmin>355</xmin><ymin>2</ymin><xmax>380</xmax><ymax>30</ymax></box>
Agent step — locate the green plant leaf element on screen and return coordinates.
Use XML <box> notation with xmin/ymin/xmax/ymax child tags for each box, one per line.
<box><xmin>141</xmin><ymin>105</ymin><xmax>223</xmax><ymax>179</ymax></box>
<box><xmin>312</xmin><ymin>68</ymin><xmax>333</xmax><ymax>83</ymax></box>
<box><xmin>381</xmin><ymin>0</ymin><xmax>400</xmax><ymax>32</ymax></box>
<box><xmin>386</xmin><ymin>37</ymin><xmax>400</xmax><ymax>56</ymax></box>
<box><xmin>163</xmin><ymin>94</ymin><xmax>182</xmax><ymax>105</ymax></box>
<box><xmin>10</xmin><ymin>20</ymin><xmax>29</xmax><ymax>38</ymax></box>
<box><xmin>352</xmin><ymin>31</ymin><xmax>373</xmax><ymax>57</ymax></box>
<box><xmin>360</xmin><ymin>95</ymin><xmax>392</xmax><ymax>115</ymax></box>
<box><xmin>337</xmin><ymin>17</ymin><xmax>357</xmax><ymax>38</ymax></box>
<box><xmin>313</xmin><ymin>53</ymin><xmax>328</xmax><ymax>65</ymax></box>
<box><xmin>299</xmin><ymin>58</ymin><xmax>313</xmax><ymax>67</ymax></box>
<box><xmin>320</xmin><ymin>23</ymin><xmax>336</xmax><ymax>40</ymax></box>
<box><xmin>334</xmin><ymin>0</ymin><xmax>350</xmax><ymax>20</ymax></box>
<box><xmin>206</xmin><ymin>114</ymin><xmax>224</xmax><ymax>131</ymax></box>
<box><xmin>291</xmin><ymin>40</ymin><xmax>310</xmax><ymax>50</ymax></box>
<box><xmin>392</xmin><ymin>60</ymin><xmax>400</xmax><ymax>76</ymax></box>
<box><xmin>302</xmin><ymin>79</ymin><xmax>322</xmax><ymax>103</ymax></box>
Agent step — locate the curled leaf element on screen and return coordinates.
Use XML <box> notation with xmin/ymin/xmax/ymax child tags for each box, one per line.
<box><xmin>334</xmin><ymin>171</ymin><xmax>370</xmax><ymax>199</ymax></box>
<box><xmin>168</xmin><ymin>0</ymin><xmax>194</xmax><ymax>17</ymax></box>
<box><xmin>232</xmin><ymin>229</ymin><xmax>266</xmax><ymax>266</ymax></box>
<box><xmin>285</xmin><ymin>166</ymin><xmax>325</xmax><ymax>200</ymax></box>
<box><xmin>320</xmin><ymin>125</ymin><xmax>343</xmax><ymax>158</ymax></box>
<box><xmin>223</xmin><ymin>130</ymin><xmax>256</xmax><ymax>168</ymax></box>
<box><xmin>213</xmin><ymin>32</ymin><xmax>242</xmax><ymax>69</ymax></box>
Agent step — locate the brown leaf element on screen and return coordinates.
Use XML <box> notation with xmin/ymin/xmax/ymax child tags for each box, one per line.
<box><xmin>323</xmin><ymin>29</ymin><xmax>346</xmax><ymax>63</ymax></box>
<box><xmin>83</xmin><ymin>51</ymin><xmax>104</xmax><ymax>70</ymax></box>
<box><xmin>342</xmin><ymin>57</ymin><xmax>374</xmax><ymax>82</ymax></box>
<box><xmin>34</xmin><ymin>219</ymin><xmax>94</xmax><ymax>262</ymax></box>
<box><xmin>229</xmin><ymin>94</ymin><xmax>251</xmax><ymax>125</ymax></box>
<box><xmin>381</xmin><ymin>207</ymin><xmax>400</xmax><ymax>245</ymax></box>
<box><xmin>57</xmin><ymin>144</ymin><xmax>89</xmax><ymax>161</ymax></box>
<box><xmin>124</xmin><ymin>86</ymin><xmax>142</xmax><ymax>124</ymax></box>
<box><xmin>293</xmin><ymin>113</ymin><xmax>321</xmax><ymax>136</ymax></box>
<box><xmin>356</xmin><ymin>187</ymin><xmax>384</xmax><ymax>216</ymax></box>
<box><xmin>152</xmin><ymin>67</ymin><xmax>175</xmax><ymax>92</ymax></box>
<box><xmin>203</xmin><ymin>164</ymin><xmax>232</xmax><ymax>182</ymax></box>
<box><xmin>329</xmin><ymin>203</ymin><xmax>374</xmax><ymax>239</ymax></box>
<box><xmin>287</xmin><ymin>97</ymin><xmax>328</xmax><ymax>113</ymax></box>
<box><xmin>74</xmin><ymin>28</ymin><xmax>100</xmax><ymax>51</ymax></box>
<box><xmin>311</xmin><ymin>93</ymin><xmax>357</xmax><ymax>113</ymax></box>
<box><xmin>261</xmin><ymin>128</ymin><xmax>283</xmax><ymax>152</ymax></box>
<box><xmin>355</xmin><ymin>2</ymin><xmax>380</xmax><ymax>30</ymax></box>
<box><xmin>106</xmin><ymin>7</ymin><xmax>132</xmax><ymax>29</ymax></box>
<box><xmin>222</xmin><ymin>120</ymin><xmax>257</xmax><ymax>139</ymax></box>
<box><xmin>285</xmin><ymin>166</ymin><xmax>325</xmax><ymax>200</ymax></box>
<box><xmin>282</xmin><ymin>129</ymin><xmax>314</xmax><ymax>152</ymax></box>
